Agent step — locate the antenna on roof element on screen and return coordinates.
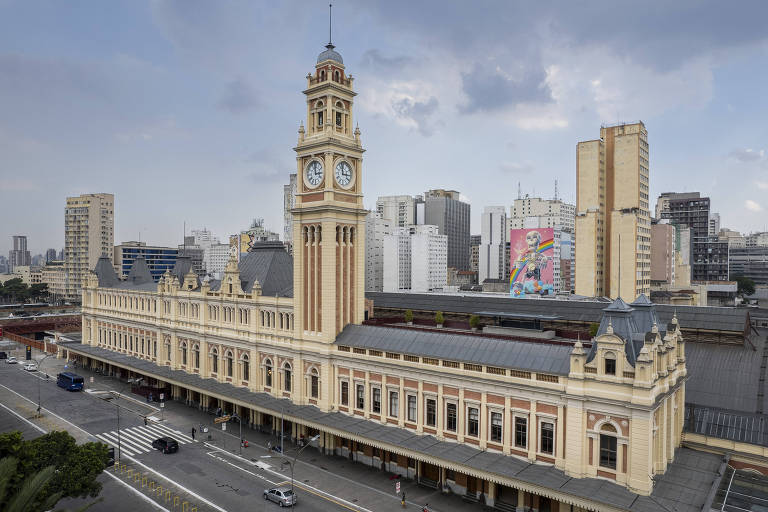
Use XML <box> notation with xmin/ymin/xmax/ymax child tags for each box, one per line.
<box><xmin>328</xmin><ymin>3</ymin><xmax>333</xmax><ymax>47</ymax></box>
<box><xmin>517</xmin><ymin>181</ymin><xmax>522</xmax><ymax>200</ymax></box>
<box><xmin>183</xmin><ymin>221</ymin><xmax>186</xmax><ymax>254</ymax></box>
<box><xmin>554</xmin><ymin>179</ymin><xmax>559</xmax><ymax>201</ymax></box>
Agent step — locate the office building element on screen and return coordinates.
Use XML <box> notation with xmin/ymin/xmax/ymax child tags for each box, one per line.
<box><xmin>113</xmin><ymin>242</ymin><xmax>179</xmax><ymax>282</ymax></box>
<box><xmin>469</xmin><ymin>234</ymin><xmax>481</xmax><ymax>276</ymax></box>
<box><xmin>383</xmin><ymin>225</ymin><xmax>447</xmax><ymax>293</ymax></box>
<box><xmin>576</xmin><ymin>122</ymin><xmax>651</xmax><ymax>299</ymax></box>
<box><xmin>203</xmin><ymin>243</ymin><xmax>231</xmax><ymax>280</ymax></box>
<box><xmin>479</xmin><ymin>206</ymin><xmax>507</xmax><ymax>284</ymax></box>
<box><xmin>178</xmin><ymin>236</ymin><xmax>205</xmax><ymax>277</ymax></box>
<box><xmin>41</xmin><ymin>260</ymin><xmax>66</xmax><ymax>300</ymax></box>
<box><xmin>423</xmin><ymin>189</ymin><xmax>470</xmax><ymax>271</ymax></box>
<box><xmin>747</xmin><ymin>232</ymin><xmax>768</xmax><ymax>247</ymax></box>
<box><xmin>64</xmin><ymin>193</ymin><xmax>114</xmax><ymax>301</ymax></box>
<box><xmin>509</xmin><ymin>197</ymin><xmax>576</xmax><ymax>233</ymax></box>
<box><xmin>651</xmin><ymin>222</ymin><xmax>676</xmax><ymax>285</ymax></box>
<box><xmin>708</xmin><ymin>213</ymin><xmax>720</xmax><ymax>237</ymax></box>
<box><xmin>8</xmin><ymin>235</ymin><xmax>31</xmax><ymax>272</ymax></box>
<box><xmin>0</xmin><ymin>256</ymin><xmax>7</xmax><ymax>274</ymax></box>
<box><xmin>284</xmin><ymin>173</ymin><xmax>297</xmax><ymax>252</ymax></box>
<box><xmin>365</xmin><ymin>211</ymin><xmax>392</xmax><ymax>291</ymax></box>
<box><xmin>375</xmin><ymin>195</ymin><xmax>419</xmax><ymax>228</ymax></box>
<box><xmin>729</xmin><ymin>246</ymin><xmax>768</xmax><ymax>286</ymax></box>
<box><xmin>45</xmin><ymin>248</ymin><xmax>58</xmax><ymax>264</ymax></box>
<box><xmin>719</xmin><ymin>228</ymin><xmax>746</xmax><ymax>249</ymax></box>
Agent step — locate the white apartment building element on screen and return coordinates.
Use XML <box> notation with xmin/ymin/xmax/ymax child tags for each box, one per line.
<box><xmin>191</xmin><ymin>229</ymin><xmax>219</xmax><ymax>247</ymax></box>
<box><xmin>746</xmin><ymin>232</ymin><xmax>768</xmax><ymax>247</ymax></box>
<box><xmin>376</xmin><ymin>195</ymin><xmax>418</xmax><ymax>228</ymax></box>
<box><xmin>383</xmin><ymin>225</ymin><xmax>447</xmax><ymax>293</ymax></box>
<box><xmin>708</xmin><ymin>213</ymin><xmax>721</xmax><ymax>237</ymax></box>
<box><xmin>509</xmin><ymin>197</ymin><xmax>575</xmax><ymax>232</ymax></box>
<box><xmin>64</xmin><ymin>193</ymin><xmax>114</xmax><ymax>301</ymax></box>
<box><xmin>479</xmin><ymin>206</ymin><xmax>507</xmax><ymax>283</ymax></box>
<box><xmin>204</xmin><ymin>243</ymin><xmax>231</xmax><ymax>280</ymax></box>
<box><xmin>365</xmin><ymin>211</ymin><xmax>392</xmax><ymax>291</ymax></box>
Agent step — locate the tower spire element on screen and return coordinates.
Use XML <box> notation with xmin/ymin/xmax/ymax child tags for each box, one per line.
<box><xmin>328</xmin><ymin>3</ymin><xmax>333</xmax><ymax>48</ymax></box>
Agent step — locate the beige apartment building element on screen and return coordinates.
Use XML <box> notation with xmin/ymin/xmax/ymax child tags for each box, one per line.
<box><xmin>58</xmin><ymin>44</ymin><xmax>718</xmax><ymax>512</ymax></box>
<box><xmin>576</xmin><ymin>123</ymin><xmax>651</xmax><ymax>300</ymax></box>
<box><xmin>41</xmin><ymin>260</ymin><xmax>67</xmax><ymax>299</ymax></box>
<box><xmin>64</xmin><ymin>193</ymin><xmax>114</xmax><ymax>302</ymax></box>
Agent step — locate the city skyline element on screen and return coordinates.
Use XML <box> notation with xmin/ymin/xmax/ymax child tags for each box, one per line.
<box><xmin>2</xmin><ymin>1</ymin><xmax>768</xmax><ymax>256</ymax></box>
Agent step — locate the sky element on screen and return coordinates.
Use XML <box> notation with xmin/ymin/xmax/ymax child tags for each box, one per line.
<box><xmin>1</xmin><ymin>0</ymin><xmax>768</xmax><ymax>256</ymax></box>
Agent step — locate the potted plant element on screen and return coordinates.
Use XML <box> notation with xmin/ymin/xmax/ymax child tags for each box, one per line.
<box><xmin>404</xmin><ymin>309</ymin><xmax>414</xmax><ymax>326</ymax></box>
<box><xmin>469</xmin><ymin>315</ymin><xmax>480</xmax><ymax>332</ymax></box>
<box><xmin>435</xmin><ymin>311</ymin><xmax>444</xmax><ymax>328</ymax></box>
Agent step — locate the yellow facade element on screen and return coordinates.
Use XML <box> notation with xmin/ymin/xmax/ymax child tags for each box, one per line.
<box><xmin>76</xmin><ymin>47</ymin><xmax>687</xmax><ymax>508</ymax></box>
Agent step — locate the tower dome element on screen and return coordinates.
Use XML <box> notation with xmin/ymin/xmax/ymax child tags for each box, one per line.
<box><xmin>317</xmin><ymin>43</ymin><xmax>343</xmax><ymax>65</ymax></box>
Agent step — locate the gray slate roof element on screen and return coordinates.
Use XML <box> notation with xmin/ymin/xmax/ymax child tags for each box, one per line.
<box><xmin>92</xmin><ymin>255</ymin><xmax>120</xmax><ymax>288</ymax></box>
<box><xmin>367</xmin><ymin>292</ymin><xmax>750</xmax><ymax>334</ymax></box>
<box><xmin>210</xmin><ymin>243</ymin><xmax>293</xmax><ymax>297</ymax></box>
<box><xmin>62</xmin><ymin>341</ymin><xmax>725</xmax><ymax>512</ymax></box>
<box><xmin>335</xmin><ymin>324</ymin><xmax>573</xmax><ymax>375</ymax></box>
<box><xmin>124</xmin><ymin>256</ymin><xmax>153</xmax><ymax>286</ymax></box>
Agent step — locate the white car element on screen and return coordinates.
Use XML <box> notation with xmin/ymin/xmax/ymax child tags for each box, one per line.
<box><xmin>23</xmin><ymin>362</ymin><xmax>38</xmax><ymax>372</ymax></box>
<box><xmin>6</xmin><ymin>357</ymin><xmax>17</xmax><ymax>364</ymax></box>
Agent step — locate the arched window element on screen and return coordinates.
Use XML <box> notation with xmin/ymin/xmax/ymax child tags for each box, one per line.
<box><xmin>265</xmin><ymin>359</ymin><xmax>273</xmax><ymax>388</ymax></box>
<box><xmin>180</xmin><ymin>341</ymin><xmax>187</xmax><ymax>366</ymax></box>
<box><xmin>334</xmin><ymin>70</ymin><xmax>340</xmax><ymax>82</ymax></box>
<box><xmin>241</xmin><ymin>354</ymin><xmax>250</xmax><ymax>381</ymax></box>
<box><xmin>320</xmin><ymin>70</ymin><xmax>326</xmax><ymax>81</ymax></box>
<box><xmin>193</xmin><ymin>343</ymin><xmax>200</xmax><ymax>369</ymax></box>
<box><xmin>226</xmin><ymin>350</ymin><xmax>234</xmax><ymax>377</ymax></box>
<box><xmin>211</xmin><ymin>347</ymin><xmax>219</xmax><ymax>374</ymax></box>
<box><xmin>310</xmin><ymin>368</ymin><xmax>319</xmax><ymax>399</ymax></box>
<box><xmin>604</xmin><ymin>352</ymin><xmax>616</xmax><ymax>375</ymax></box>
<box><xmin>599</xmin><ymin>423</ymin><xmax>618</xmax><ymax>470</ymax></box>
<box><xmin>283</xmin><ymin>363</ymin><xmax>292</xmax><ymax>392</ymax></box>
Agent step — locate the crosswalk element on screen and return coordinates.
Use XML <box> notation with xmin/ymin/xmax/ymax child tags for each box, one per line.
<box><xmin>95</xmin><ymin>423</ymin><xmax>196</xmax><ymax>456</ymax></box>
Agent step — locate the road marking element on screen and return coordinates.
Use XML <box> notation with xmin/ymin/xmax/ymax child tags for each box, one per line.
<box><xmin>95</xmin><ymin>433</ymin><xmax>139</xmax><ymax>456</ymax></box>
<box><xmin>275</xmin><ymin>480</ymin><xmax>362</xmax><ymax>512</ymax></box>
<box><xmin>93</xmin><ymin>424</ymin><xmax>195</xmax><ymax>455</ymax></box>
<box><xmin>0</xmin><ymin>400</ymin><xmax>46</xmax><ymax>434</ymax></box>
<box><xmin>146</xmin><ymin>422</ymin><xmax>195</xmax><ymax>443</ymax></box>
<box><xmin>103</xmin><ymin>470</ymin><xmax>170</xmax><ymax>512</ymax></box>
<box><xmin>204</xmin><ymin>443</ymin><xmax>375</xmax><ymax>512</ymax></box>
<box><xmin>206</xmin><ymin>451</ymin><xmax>279</xmax><ymax>485</ymax></box>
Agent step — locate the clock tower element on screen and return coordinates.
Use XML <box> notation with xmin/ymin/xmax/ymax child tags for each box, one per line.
<box><xmin>293</xmin><ymin>38</ymin><xmax>366</xmax><ymax>343</ymax></box>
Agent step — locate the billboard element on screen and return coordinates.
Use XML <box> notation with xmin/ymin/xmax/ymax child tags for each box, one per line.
<box><xmin>509</xmin><ymin>228</ymin><xmax>555</xmax><ymax>297</ymax></box>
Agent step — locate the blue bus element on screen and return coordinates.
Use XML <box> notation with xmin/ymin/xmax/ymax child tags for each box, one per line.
<box><xmin>57</xmin><ymin>372</ymin><xmax>84</xmax><ymax>391</ymax></box>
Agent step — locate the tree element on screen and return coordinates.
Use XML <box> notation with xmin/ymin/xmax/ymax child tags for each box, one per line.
<box><xmin>29</xmin><ymin>283</ymin><xmax>49</xmax><ymax>302</ymax></box>
<box><xmin>0</xmin><ymin>457</ymin><xmax>61</xmax><ymax>512</ymax></box>
<box><xmin>734</xmin><ymin>275</ymin><xmax>756</xmax><ymax>297</ymax></box>
<box><xmin>469</xmin><ymin>315</ymin><xmax>481</xmax><ymax>330</ymax></box>
<box><xmin>0</xmin><ymin>278</ymin><xmax>28</xmax><ymax>302</ymax></box>
<box><xmin>435</xmin><ymin>311</ymin><xmax>444</xmax><ymax>326</ymax></box>
<box><xmin>0</xmin><ymin>431</ymin><xmax>109</xmax><ymax>512</ymax></box>
<box><xmin>404</xmin><ymin>310</ymin><xmax>414</xmax><ymax>324</ymax></box>
<box><xmin>589</xmin><ymin>323</ymin><xmax>600</xmax><ymax>338</ymax></box>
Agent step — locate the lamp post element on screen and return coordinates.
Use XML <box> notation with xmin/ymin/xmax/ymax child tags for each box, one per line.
<box><xmin>231</xmin><ymin>412</ymin><xmax>243</xmax><ymax>455</ymax></box>
<box><xmin>115</xmin><ymin>377</ymin><xmax>143</xmax><ymax>463</ymax></box>
<box><xmin>281</xmin><ymin>434</ymin><xmax>320</xmax><ymax>500</ymax></box>
<box><xmin>36</xmin><ymin>353</ymin><xmax>54</xmax><ymax>417</ymax></box>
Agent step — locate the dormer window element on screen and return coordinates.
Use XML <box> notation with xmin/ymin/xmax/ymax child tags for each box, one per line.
<box><xmin>605</xmin><ymin>352</ymin><xmax>616</xmax><ymax>375</ymax></box>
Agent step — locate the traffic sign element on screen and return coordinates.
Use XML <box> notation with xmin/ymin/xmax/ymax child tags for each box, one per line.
<box><xmin>222</xmin><ymin>423</ymin><xmax>226</xmax><ymax>431</ymax></box>
<box><xmin>395</xmin><ymin>481</ymin><xmax>400</xmax><ymax>494</ymax></box>
<box><xmin>214</xmin><ymin>415</ymin><xmax>231</xmax><ymax>424</ymax></box>
<box><xmin>160</xmin><ymin>402</ymin><xmax>165</xmax><ymax>408</ymax></box>
<box><xmin>159</xmin><ymin>393</ymin><xmax>164</xmax><ymax>401</ymax></box>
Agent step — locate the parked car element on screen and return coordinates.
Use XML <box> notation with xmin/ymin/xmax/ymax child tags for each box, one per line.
<box><xmin>0</xmin><ymin>351</ymin><xmax>7</xmax><ymax>359</ymax></box>
<box><xmin>151</xmin><ymin>437</ymin><xmax>179</xmax><ymax>454</ymax></box>
<box><xmin>263</xmin><ymin>487</ymin><xmax>296</xmax><ymax>507</ymax></box>
<box><xmin>6</xmin><ymin>356</ymin><xmax>17</xmax><ymax>364</ymax></box>
<box><xmin>23</xmin><ymin>362</ymin><xmax>38</xmax><ymax>372</ymax></box>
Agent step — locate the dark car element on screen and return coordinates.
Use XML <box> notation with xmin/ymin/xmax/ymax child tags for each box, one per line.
<box><xmin>0</xmin><ymin>352</ymin><xmax>7</xmax><ymax>359</ymax></box>
<box><xmin>151</xmin><ymin>437</ymin><xmax>179</xmax><ymax>454</ymax></box>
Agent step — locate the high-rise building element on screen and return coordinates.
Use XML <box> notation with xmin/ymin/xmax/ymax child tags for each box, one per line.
<box><xmin>113</xmin><ymin>242</ymin><xmax>179</xmax><ymax>282</ymax></box>
<box><xmin>383</xmin><ymin>225</ymin><xmax>447</xmax><ymax>293</ymax></box>
<box><xmin>203</xmin><ymin>243</ymin><xmax>231</xmax><ymax>280</ymax></box>
<box><xmin>509</xmin><ymin>197</ymin><xmax>576</xmax><ymax>232</ymax></box>
<box><xmin>375</xmin><ymin>195</ymin><xmax>418</xmax><ymax>228</ymax></box>
<box><xmin>708</xmin><ymin>213</ymin><xmax>721</xmax><ymax>237</ymax></box>
<box><xmin>651</xmin><ymin>221</ymin><xmax>676</xmax><ymax>285</ymax></box>
<box><xmin>365</xmin><ymin>211</ymin><xmax>392</xmax><ymax>291</ymax></box>
<box><xmin>729</xmin><ymin>246</ymin><xmax>768</xmax><ymax>286</ymax></box>
<box><xmin>284</xmin><ymin>173</ymin><xmax>297</xmax><ymax>253</ymax></box>
<box><xmin>8</xmin><ymin>235</ymin><xmax>31</xmax><ymax>272</ymax></box>
<box><xmin>479</xmin><ymin>206</ymin><xmax>507</xmax><ymax>284</ymax></box>
<box><xmin>423</xmin><ymin>189</ymin><xmax>470</xmax><ymax>271</ymax></box>
<box><xmin>719</xmin><ymin>228</ymin><xmax>746</xmax><ymax>249</ymax></box>
<box><xmin>178</xmin><ymin>236</ymin><xmax>206</xmax><ymax>277</ymax></box>
<box><xmin>41</xmin><ymin>260</ymin><xmax>66</xmax><ymax>300</ymax></box>
<box><xmin>64</xmin><ymin>193</ymin><xmax>114</xmax><ymax>301</ymax></box>
<box><xmin>469</xmin><ymin>234</ymin><xmax>481</xmax><ymax>275</ymax></box>
<box><xmin>576</xmin><ymin>122</ymin><xmax>651</xmax><ymax>299</ymax></box>
<box><xmin>746</xmin><ymin>232</ymin><xmax>768</xmax><ymax>247</ymax></box>
<box><xmin>45</xmin><ymin>248</ymin><xmax>57</xmax><ymax>263</ymax></box>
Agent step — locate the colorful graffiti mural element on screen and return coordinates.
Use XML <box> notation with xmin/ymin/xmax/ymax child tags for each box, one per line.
<box><xmin>509</xmin><ymin>228</ymin><xmax>555</xmax><ymax>297</ymax></box>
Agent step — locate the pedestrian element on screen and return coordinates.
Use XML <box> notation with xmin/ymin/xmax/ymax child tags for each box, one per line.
<box><xmin>144</xmin><ymin>417</ymin><xmax>148</xmax><ymax>426</ymax></box>
<box><xmin>267</xmin><ymin>441</ymin><xmax>272</xmax><ymax>451</ymax></box>
<box><xmin>191</xmin><ymin>427</ymin><xmax>196</xmax><ymax>441</ymax></box>
<box><xmin>422</xmin><ymin>503</ymin><xmax>429</xmax><ymax>512</ymax></box>
<box><xmin>401</xmin><ymin>492</ymin><xmax>406</xmax><ymax>508</ymax></box>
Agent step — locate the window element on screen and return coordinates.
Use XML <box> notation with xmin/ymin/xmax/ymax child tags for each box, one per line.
<box><xmin>446</xmin><ymin>403</ymin><xmax>457</xmax><ymax>432</ymax></box>
<box><xmin>265</xmin><ymin>359</ymin><xmax>273</xmax><ymax>387</ymax></box>
<box><xmin>356</xmin><ymin>385</ymin><xmax>365</xmax><ymax>409</ymax></box>
<box><xmin>490</xmin><ymin>412</ymin><xmax>503</xmax><ymax>443</ymax></box>
<box><xmin>310</xmin><ymin>369</ymin><xmax>319</xmax><ymax>398</ymax></box>
<box><xmin>181</xmin><ymin>342</ymin><xmax>187</xmax><ymax>365</ymax></box>
<box><xmin>318</xmin><ymin>111</ymin><xmax>324</xmax><ymax>126</ymax></box>
<box><xmin>605</xmin><ymin>353</ymin><xmax>616</xmax><ymax>375</ymax></box>
<box><xmin>211</xmin><ymin>348</ymin><xmax>218</xmax><ymax>373</ymax></box>
<box><xmin>336</xmin><ymin>111</ymin><xmax>342</xmax><ymax>126</ymax></box>
<box><xmin>540</xmin><ymin>421</ymin><xmax>554</xmax><ymax>455</ymax></box>
<box><xmin>426</xmin><ymin>399</ymin><xmax>436</xmax><ymax>427</ymax></box>
<box><xmin>194</xmin><ymin>345</ymin><xmax>200</xmax><ymax>369</ymax></box>
<box><xmin>372</xmin><ymin>388</ymin><xmax>381</xmax><ymax>414</ymax></box>
<box><xmin>599</xmin><ymin>434</ymin><xmax>617</xmax><ymax>469</ymax></box>
<box><xmin>340</xmin><ymin>381</ymin><xmax>349</xmax><ymax>406</ymax></box>
<box><xmin>389</xmin><ymin>391</ymin><xmax>398</xmax><ymax>417</ymax></box>
<box><xmin>514</xmin><ymin>417</ymin><xmax>528</xmax><ymax>448</ymax></box>
<box><xmin>242</xmin><ymin>356</ymin><xmax>250</xmax><ymax>381</ymax></box>
<box><xmin>407</xmin><ymin>395</ymin><xmax>417</xmax><ymax>422</ymax></box>
<box><xmin>467</xmin><ymin>407</ymin><xmax>479</xmax><ymax>437</ymax></box>
<box><xmin>283</xmin><ymin>364</ymin><xmax>292</xmax><ymax>392</ymax></box>
<box><xmin>226</xmin><ymin>351</ymin><xmax>233</xmax><ymax>377</ymax></box>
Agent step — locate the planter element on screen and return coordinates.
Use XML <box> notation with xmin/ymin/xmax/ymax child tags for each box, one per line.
<box><xmin>406</xmin><ymin>321</ymin><xmax>413</xmax><ymax>326</ymax></box>
<box><xmin>436</xmin><ymin>324</ymin><xmax>443</xmax><ymax>329</ymax></box>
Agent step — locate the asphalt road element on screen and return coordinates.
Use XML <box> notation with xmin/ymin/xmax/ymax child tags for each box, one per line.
<box><xmin>0</xmin><ymin>359</ymin><xmax>361</xmax><ymax>512</ymax></box>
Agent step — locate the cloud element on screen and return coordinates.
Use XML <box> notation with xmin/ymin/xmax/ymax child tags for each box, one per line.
<box><xmin>217</xmin><ymin>77</ymin><xmax>259</xmax><ymax>114</ymax></box>
<box><xmin>459</xmin><ymin>62</ymin><xmax>553</xmax><ymax>114</ymax></box>
<box><xmin>391</xmin><ymin>96</ymin><xmax>440</xmax><ymax>136</ymax></box>
<box><xmin>360</xmin><ymin>49</ymin><xmax>413</xmax><ymax>70</ymax></box>
<box><xmin>245</xmin><ymin>148</ymin><xmax>287</xmax><ymax>184</ymax></box>
<box><xmin>745</xmin><ymin>200</ymin><xmax>763</xmax><ymax>212</ymax></box>
<box><xmin>757</xmin><ymin>182</ymin><xmax>768</xmax><ymax>190</ymax></box>
<box><xmin>730</xmin><ymin>148</ymin><xmax>765</xmax><ymax>162</ymax></box>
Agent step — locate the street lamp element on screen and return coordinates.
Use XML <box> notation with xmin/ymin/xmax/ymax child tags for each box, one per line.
<box><xmin>281</xmin><ymin>434</ymin><xmax>320</xmax><ymax>500</ymax></box>
<box><xmin>231</xmin><ymin>412</ymin><xmax>243</xmax><ymax>455</ymax></box>
<box><xmin>115</xmin><ymin>377</ymin><xmax>143</xmax><ymax>463</ymax></box>
<box><xmin>36</xmin><ymin>353</ymin><xmax>54</xmax><ymax>417</ymax></box>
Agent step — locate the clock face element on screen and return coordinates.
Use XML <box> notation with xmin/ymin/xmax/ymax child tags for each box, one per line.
<box><xmin>335</xmin><ymin>161</ymin><xmax>353</xmax><ymax>187</ymax></box>
<box><xmin>305</xmin><ymin>160</ymin><xmax>324</xmax><ymax>187</ymax></box>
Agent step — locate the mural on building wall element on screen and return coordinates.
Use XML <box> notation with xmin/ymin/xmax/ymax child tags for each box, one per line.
<box><xmin>510</xmin><ymin>228</ymin><xmax>554</xmax><ymax>297</ymax></box>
